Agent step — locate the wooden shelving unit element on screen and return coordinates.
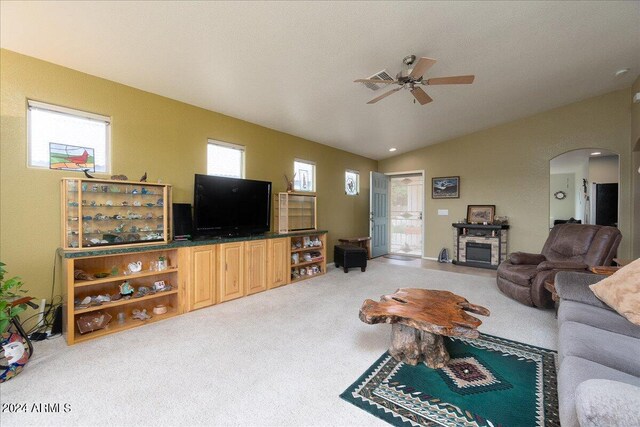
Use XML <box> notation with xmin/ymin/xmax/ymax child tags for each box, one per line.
<box><xmin>61</xmin><ymin>177</ymin><xmax>171</xmax><ymax>249</ymax></box>
<box><xmin>61</xmin><ymin>248</ymin><xmax>183</xmax><ymax>345</ymax></box>
<box><xmin>274</xmin><ymin>192</ymin><xmax>317</xmax><ymax>233</ymax></box>
<box><xmin>288</xmin><ymin>232</ymin><xmax>326</xmax><ymax>283</ymax></box>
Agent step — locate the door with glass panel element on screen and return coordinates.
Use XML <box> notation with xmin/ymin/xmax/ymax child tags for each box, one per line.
<box><xmin>389</xmin><ymin>174</ymin><xmax>423</xmax><ymax>256</ymax></box>
<box><xmin>370</xmin><ymin>172</ymin><xmax>389</xmax><ymax>258</ymax></box>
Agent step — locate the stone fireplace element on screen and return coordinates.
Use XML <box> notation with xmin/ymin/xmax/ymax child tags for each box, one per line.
<box><xmin>452</xmin><ymin>224</ymin><xmax>509</xmax><ymax>269</ymax></box>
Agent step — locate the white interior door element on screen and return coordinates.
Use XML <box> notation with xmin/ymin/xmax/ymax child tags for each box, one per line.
<box><xmin>370</xmin><ymin>171</ymin><xmax>389</xmax><ymax>258</ymax></box>
<box><xmin>389</xmin><ymin>174</ymin><xmax>423</xmax><ymax>256</ymax></box>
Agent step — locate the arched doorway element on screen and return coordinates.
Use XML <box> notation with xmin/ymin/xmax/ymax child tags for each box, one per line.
<box><xmin>549</xmin><ymin>148</ymin><xmax>619</xmax><ymax>228</ymax></box>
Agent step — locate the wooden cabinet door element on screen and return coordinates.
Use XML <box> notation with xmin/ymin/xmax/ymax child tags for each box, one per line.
<box><xmin>267</xmin><ymin>238</ymin><xmax>289</xmax><ymax>289</ymax></box>
<box><xmin>245</xmin><ymin>240</ymin><xmax>267</xmax><ymax>295</ymax></box>
<box><xmin>218</xmin><ymin>242</ymin><xmax>244</xmax><ymax>302</ymax></box>
<box><xmin>189</xmin><ymin>245</ymin><xmax>217</xmax><ymax>311</ymax></box>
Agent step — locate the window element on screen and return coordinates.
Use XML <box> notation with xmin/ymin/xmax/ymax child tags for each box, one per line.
<box><xmin>345</xmin><ymin>170</ymin><xmax>359</xmax><ymax>195</ymax></box>
<box><xmin>27</xmin><ymin>100</ymin><xmax>110</xmax><ymax>172</ymax></box>
<box><xmin>207</xmin><ymin>140</ymin><xmax>245</xmax><ymax>178</ymax></box>
<box><xmin>293</xmin><ymin>159</ymin><xmax>315</xmax><ymax>192</ymax></box>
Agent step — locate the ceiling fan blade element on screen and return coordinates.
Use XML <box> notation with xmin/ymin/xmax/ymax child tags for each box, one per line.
<box><xmin>367</xmin><ymin>88</ymin><xmax>401</xmax><ymax>104</ymax></box>
<box><xmin>409</xmin><ymin>57</ymin><xmax>437</xmax><ymax>79</ymax></box>
<box><xmin>354</xmin><ymin>78</ymin><xmax>398</xmax><ymax>84</ymax></box>
<box><xmin>411</xmin><ymin>87</ymin><xmax>433</xmax><ymax>105</ymax></box>
<box><xmin>425</xmin><ymin>75</ymin><xmax>475</xmax><ymax>85</ymax></box>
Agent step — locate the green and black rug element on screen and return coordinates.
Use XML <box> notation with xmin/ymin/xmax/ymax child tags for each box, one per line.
<box><xmin>340</xmin><ymin>334</ymin><xmax>559</xmax><ymax>427</ymax></box>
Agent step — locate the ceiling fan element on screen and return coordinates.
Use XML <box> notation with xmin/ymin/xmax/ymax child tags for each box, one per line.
<box><xmin>354</xmin><ymin>55</ymin><xmax>475</xmax><ymax>105</ymax></box>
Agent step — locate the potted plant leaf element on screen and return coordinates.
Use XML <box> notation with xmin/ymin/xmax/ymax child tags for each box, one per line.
<box><xmin>0</xmin><ymin>262</ymin><xmax>28</xmax><ymax>333</ymax></box>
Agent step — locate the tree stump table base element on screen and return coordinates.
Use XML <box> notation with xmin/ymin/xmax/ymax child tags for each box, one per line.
<box><xmin>390</xmin><ymin>324</ymin><xmax>450</xmax><ymax>368</ymax></box>
<box><xmin>360</xmin><ymin>288</ymin><xmax>490</xmax><ymax>369</ymax></box>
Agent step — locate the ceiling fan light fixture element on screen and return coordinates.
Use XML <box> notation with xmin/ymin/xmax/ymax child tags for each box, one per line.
<box><xmin>355</xmin><ymin>55</ymin><xmax>474</xmax><ymax>106</ymax></box>
<box><xmin>403</xmin><ymin>55</ymin><xmax>416</xmax><ymax>66</ymax></box>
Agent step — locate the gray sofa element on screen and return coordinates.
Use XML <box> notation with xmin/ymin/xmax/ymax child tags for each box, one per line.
<box><xmin>555</xmin><ymin>271</ymin><xmax>640</xmax><ymax>427</ymax></box>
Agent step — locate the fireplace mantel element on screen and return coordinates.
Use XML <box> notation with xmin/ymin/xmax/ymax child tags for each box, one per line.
<box><xmin>451</xmin><ymin>223</ymin><xmax>509</xmax><ymax>270</ymax></box>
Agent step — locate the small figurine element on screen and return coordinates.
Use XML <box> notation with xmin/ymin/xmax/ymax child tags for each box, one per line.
<box><xmin>141</xmin><ymin>187</ymin><xmax>149</xmax><ymax>194</ymax></box>
<box><xmin>127</xmin><ymin>261</ymin><xmax>142</xmax><ymax>273</ymax></box>
<box><xmin>131</xmin><ymin>309</ymin><xmax>151</xmax><ymax>320</ymax></box>
<box><xmin>283</xmin><ymin>173</ymin><xmax>296</xmax><ymax>192</ymax></box>
<box><xmin>140</xmin><ymin>172</ymin><xmax>147</xmax><ymax>182</ymax></box>
<box><xmin>133</xmin><ymin>286</ymin><xmax>150</xmax><ymax>298</ymax></box>
<box><xmin>119</xmin><ymin>281</ymin><xmax>134</xmax><ymax>297</ymax></box>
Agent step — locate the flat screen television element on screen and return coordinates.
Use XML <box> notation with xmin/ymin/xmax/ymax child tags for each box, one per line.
<box><xmin>193</xmin><ymin>174</ymin><xmax>272</xmax><ymax>238</ymax></box>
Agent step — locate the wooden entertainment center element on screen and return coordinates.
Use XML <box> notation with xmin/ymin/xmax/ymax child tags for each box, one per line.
<box><xmin>60</xmin><ymin>231</ymin><xmax>327</xmax><ymax>344</ymax></box>
<box><xmin>59</xmin><ymin>177</ymin><xmax>327</xmax><ymax>345</ymax></box>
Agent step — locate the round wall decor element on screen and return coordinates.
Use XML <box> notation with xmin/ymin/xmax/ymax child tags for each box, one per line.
<box><xmin>554</xmin><ymin>191</ymin><xmax>567</xmax><ymax>200</ymax></box>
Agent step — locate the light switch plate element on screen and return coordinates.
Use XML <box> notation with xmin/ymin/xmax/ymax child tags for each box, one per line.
<box><xmin>438</xmin><ymin>209</ymin><xmax>449</xmax><ymax>216</ymax></box>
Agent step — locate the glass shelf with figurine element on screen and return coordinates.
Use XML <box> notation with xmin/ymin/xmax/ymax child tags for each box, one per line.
<box><xmin>61</xmin><ymin>177</ymin><xmax>172</xmax><ymax>249</ymax></box>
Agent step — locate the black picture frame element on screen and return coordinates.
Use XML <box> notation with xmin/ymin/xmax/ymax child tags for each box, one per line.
<box><xmin>432</xmin><ymin>176</ymin><xmax>460</xmax><ymax>199</ymax></box>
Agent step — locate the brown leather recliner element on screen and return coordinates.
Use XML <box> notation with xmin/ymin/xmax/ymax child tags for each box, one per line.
<box><xmin>496</xmin><ymin>224</ymin><xmax>622</xmax><ymax>308</ymax></box>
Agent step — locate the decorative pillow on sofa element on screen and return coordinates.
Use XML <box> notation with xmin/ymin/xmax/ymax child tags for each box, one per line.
<box><xmin>590</xmin><ymin>258</ymin><xmax>640</xmax><ymax>326</ymax></box>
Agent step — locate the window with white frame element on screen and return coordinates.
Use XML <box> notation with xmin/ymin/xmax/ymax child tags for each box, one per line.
<box><xmin>345</xmin><ymin>169</ymin><xmax>359</xmax><ymax>195</ymax></box>
<box><xmin>293</xmin><ymin>159</ymin><xmax>315</xmax><ymax>192</ymax></box>
<box><xmin>207</xmin><ymin>139</ymin><xmax>245</xmax><ymax>178</ymax></box>
<box><xmin>27</xmin><ymin>100</ymin><xmax>111</xmax><ymax>172</ymax></box>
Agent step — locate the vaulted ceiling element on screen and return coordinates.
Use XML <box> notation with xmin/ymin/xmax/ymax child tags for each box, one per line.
<box><xmin>1</xmin><ymin>1</ymin><xmax>639</xmax><ymax>160</ymax></box>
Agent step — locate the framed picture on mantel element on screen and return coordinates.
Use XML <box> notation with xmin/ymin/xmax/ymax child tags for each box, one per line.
<box><xmin>467</xmin><ymin>205</ymin><xmax>495</xmax><ymax>224</ymax></box>
<box><xmin>432</xmin><ymin>176</ymin><xmax>459</xmax><ymax>199</ymax></box>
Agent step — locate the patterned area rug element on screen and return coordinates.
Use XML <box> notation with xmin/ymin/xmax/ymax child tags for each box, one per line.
<box><xmin>340</xmin><ymin>334</ymin><xmax>559</xmax><ymax>427</ymax></box>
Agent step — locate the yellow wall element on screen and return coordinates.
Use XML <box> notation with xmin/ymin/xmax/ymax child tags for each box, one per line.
<box><xmin>632</xmin><ymin>75</ymin><xmax>640</xmax><ymax>258</ymax></box>
<box><xmin>379</xmin><ymin>89</ymin><xmax>634</xmax><ymax>259</ymax></box>
<box><xmin>0</xmin><ymin>49</ymin><xmax>377</xmax><ymax>300</ymax></box>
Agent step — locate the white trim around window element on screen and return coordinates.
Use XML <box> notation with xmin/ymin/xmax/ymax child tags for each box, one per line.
<box><xmin>27</xmin><ymin>100</ymin><xmax>111</xmax><ymax>172</ymax></box>
<box><xmin>293</xmin><ymin>158</ymin><xmax>316</xmax><ymax>192</ymax></box>
<box><xmin>207</xmin><ymin>139</ymin><xmax>245</xmax><ymax>178</ymax></box>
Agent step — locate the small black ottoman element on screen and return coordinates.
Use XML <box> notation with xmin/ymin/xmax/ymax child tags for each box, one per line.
<box><xmin>334</xmin><ymin>244</ymin><xmax>367</xmax><ymax>273</ymax></box>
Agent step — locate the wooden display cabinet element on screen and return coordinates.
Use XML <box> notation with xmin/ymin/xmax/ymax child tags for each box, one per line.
<box><xmin>218</xmin><ymin>242</ymin><xmax>244</xmax><ymax>303</ymax></box>
<box><xmin>245</xmin><ymin>240</ymin><xmax>267</xmax><ymax>295</ymax></box>
<box><xmin>61</xmin><ymin>248</ymin><xmax>184</xmax><ymax>344</ymax></box>
<box><xmin>187</xmin><ymin>245</ymin><xmax>218</xmax><ymax>311</ymax></box>
<box><xmin>61</xmin><ymin>178</ymin><xmax>171</xmax><ymax>249</ymax></box>
<box><xmin>274</xmin><ymin>192</ymin><xmax>317</xmax><ymax>233</ymax></box>
<box><xmin>267</xmin><ymin>238</ymin><xmax>289</xmax><ymax>289</ymax></box>
<box><xmin>289</xmin><ymin>232</ymin><xmax>326</xmax><ymax>283</ymax></box>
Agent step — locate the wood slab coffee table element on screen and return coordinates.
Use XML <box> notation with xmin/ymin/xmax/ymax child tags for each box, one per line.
<box><xmin>359</xmin><ymin>288</ymin><xmax>490</xmax><ymax>368</ymax></box>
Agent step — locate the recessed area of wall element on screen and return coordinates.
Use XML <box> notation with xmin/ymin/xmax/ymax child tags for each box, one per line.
<box><xmin>550</xmin><ymin>149</ymin><xmax>619</xmax><ymax>228</ymax></box>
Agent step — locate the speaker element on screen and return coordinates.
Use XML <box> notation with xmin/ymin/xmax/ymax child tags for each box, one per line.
<box><xmin>51</xmin><ymin>305</ymin><xmax>63</xmax><ymax>336</ymax></box>
<box><xmin>172</xmin><ymin>203</ymin><xmax>193</xmax><ymax>239</ymax></box>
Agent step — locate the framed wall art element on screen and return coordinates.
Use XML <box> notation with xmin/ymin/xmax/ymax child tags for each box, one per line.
<box><xmin>466</xmin><ymin>205</ymin><xmax>496</xmax><ymax>224</ymax></box>
<box><xmin>432</xmin><ymin>176</ymin><xmax>459</xmax><ymax>199</ymax></box>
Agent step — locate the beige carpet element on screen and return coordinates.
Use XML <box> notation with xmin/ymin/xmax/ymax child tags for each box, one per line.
<box><xmin>0</xmin><ymin>260</ymin><xmax>557</xmax><ymax>426</ymax></box>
